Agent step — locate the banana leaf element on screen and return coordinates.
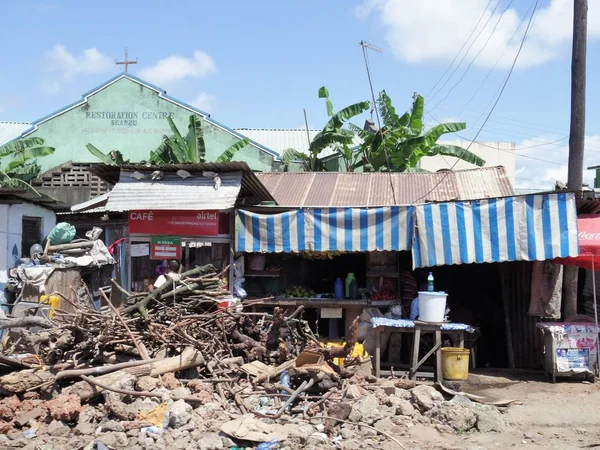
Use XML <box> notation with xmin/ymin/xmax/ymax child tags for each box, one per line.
<box><xmin>427</xmin><ymin>144</ymin><xmax>485</xmax><ymax>166</ymax></box>
<box><xmin>318</xmin><ymin>86</ymin><xmax>334</xmax><ymax>117</ymax></box>
<box><xmin>216</xmin><ymin>138</ymin><xmax>249</xmax><ymax>162</ymax></box>
<box><xmin>324</xmin><ymin>101</ymin><xmax>370</xmax><ymax>131</ymax></box>
<box><xmin>185</xmin><ymin>115</ymin><xmax>205</xmax><ymax>162</ymax></box>
<box><xmin>378</xmin><ymin>91</ymin><xmax>402</xmax><ymax>128</ymax></box>
<box><xmin>0</xmin><ymin>137</ymin><xmax>46</xmax><ymax>157</ymax></box>
<box><xmin>399</xmin><ymin>122</ymin><xmax>467</xmax><ymax>150</ymax></box>
<box><xmin>408</xmin><ymin>95</ymin><xmax>425</xmax><ymax>133</ymax></box>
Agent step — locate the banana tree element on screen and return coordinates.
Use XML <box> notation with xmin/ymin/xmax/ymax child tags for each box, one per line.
<box><xmin>307</xmin><ymin>87</ymin><xmax>369</xmax><ymax>171</ymax></box>
<box><xmin>0</xmin><ymin>137</ymin><xmax>55</xmax><ymax>185</ymax></box>
<box><xmin>86</xmin><ymin>144</ymin><xmax>130</xmax><ymax>165</ymax></box>
<box><xmin>281</xmin><ymin>148</ymin><xmax>309</xmax><ymax>172</ymax></box>
<box><xmin>149</xmin><ymin>115</ymin><xmax>249</xmax><ymax>164</ymax></box>
<box><xmin>354</xmin><ymin>91</ymin><xmax>485</xmax><ymax>172</ymax></box>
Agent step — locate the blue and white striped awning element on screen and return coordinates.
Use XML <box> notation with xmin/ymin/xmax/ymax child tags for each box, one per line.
<box><xmin>236</xmin><ymin>207</ymin><xmax>414</xmax><ymax>253</ymax></box>
<box><xmin>412</xmin><ymin>193</ymin><xmax>579</xmax><ymax>268</ymax></box>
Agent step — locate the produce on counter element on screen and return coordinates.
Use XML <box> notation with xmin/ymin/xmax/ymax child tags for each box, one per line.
<box><xmin>371</xmin><ymin>290</ymin><xmax>396</xmax><ymax>301</ymax></box>
<box><xmin>285</xmin><ymin>285</ymin><xmax>315</xmax><ymax>298</ymax></box>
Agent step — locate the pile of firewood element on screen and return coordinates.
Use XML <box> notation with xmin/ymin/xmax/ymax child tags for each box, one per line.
<box><xmin>0</xmin><ymin>264</ymin><xmax>361</xmax><ymax>418</ymax></box>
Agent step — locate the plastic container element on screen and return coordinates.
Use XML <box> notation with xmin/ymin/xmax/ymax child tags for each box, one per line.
<box><xmin>418</xmin><ymin>291</ymin><xmax>448</xmax><ymax>322</ymax></box>
<box><xmin>334</xmin><ymin>278</ymin><xmax>344</xmax><ymax>300</ymax></box>
<box><xmin>349</xmin><ymin>279</ymin><xmax>358</xmax><ymax>299</ymax></box>
<box><xmin>441</xmin><ymin>347</ymin><xmax>470</xmax><ymax>380</ymax></box>
<box><xmin>345</xmin><ymin>273</ymin><xmax>355</xmax><ymax>298</ymax></box>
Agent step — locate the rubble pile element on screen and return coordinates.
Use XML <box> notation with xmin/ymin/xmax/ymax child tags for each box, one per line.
<box><xmin>0</xmin><ymin>264</ymin><xmax>509</xmax><ymax>449</ymax></box>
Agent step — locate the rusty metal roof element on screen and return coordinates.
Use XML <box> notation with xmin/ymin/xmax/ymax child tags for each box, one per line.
<box><xmin>255</xmin><ymin>166</ymin><xmax>514</xmax><ymax>207</ymax></box>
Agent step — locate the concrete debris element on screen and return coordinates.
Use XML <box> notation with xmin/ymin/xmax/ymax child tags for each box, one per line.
<box><xmin>426</xmin><ymin>403</ymin><xmax>477</xmax><ymax>432</ymax></box>
<box><xmin>168</xmin><ymin>400</ymin><xmax>193</xmax><ymax>428</ymax></box>
<box><xmin>411</xmin><ymin>384</ymin><xmax>445</xmax><ymax>411</ymax></box>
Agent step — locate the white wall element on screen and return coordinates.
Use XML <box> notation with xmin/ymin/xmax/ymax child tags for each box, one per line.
<box><xmin>0</xmin><ymin>203</ymin><xmax>56</xmax><ymax>305</ymax></box>
<box><xmin>418</xmin><ymin>141</ymin><xmax>516</xmax><ymax>184</ymax></box>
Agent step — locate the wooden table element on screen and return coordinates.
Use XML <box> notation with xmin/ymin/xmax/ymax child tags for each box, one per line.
<box><xmin>373</xmin><ymin>319</ymin><xmax>473</xmax><ymax>381</ymax></box>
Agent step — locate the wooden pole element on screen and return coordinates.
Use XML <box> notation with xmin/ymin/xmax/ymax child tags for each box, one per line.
<box><xmin>563</xmin><ymin>0</ymin><xmax>588</xmax><ymax>320</ymax></box>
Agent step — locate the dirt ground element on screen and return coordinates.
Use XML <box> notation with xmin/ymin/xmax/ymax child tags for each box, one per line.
<box><xmin>408</xmin><ymin>369</ymin><xmax>600</xmax><ymax>450</ymax></box>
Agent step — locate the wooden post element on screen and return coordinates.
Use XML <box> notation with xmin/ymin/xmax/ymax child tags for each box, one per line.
<box><xmin>410</xmin><ymin>327</ymin><xmax>421</xmax><ymax>380</ymax></box>
<box><xmin>499</xmin><ymin>264</ymin><xmax>516</xmax><ymax>370</ymax></box>
<box><xmin>375</xmin><ymin>327</ymin><xmax>381</xmax><ymax>378</ymax></box>
<box><xmin>564</xmin><ymin>0</ymin><xmax>588</xmax><ymax>320</ymax></box>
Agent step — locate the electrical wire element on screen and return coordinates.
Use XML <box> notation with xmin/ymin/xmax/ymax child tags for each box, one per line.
<box><xmin>433</xmin><ymin>0</ymin><xmax>515</xmax><ymax>110</ymax></box>
<box><xmin>412</xmin><ymin>0</ymin><xmax>541</xmax><ymax>205</ymax></box>
<box><xmin>425</xmin><ymin>0</ymin><xmax>495</xmax><ymax>98</ymax></box>
<box><xmin>459</xmin><ymin>0</ymin><xmax>537</xmax><ymax>115</ymax></box>
<box><xmin>428</xmin><ymin>0</ymin><xmax>502</xmax><ymax>102</ymax></box>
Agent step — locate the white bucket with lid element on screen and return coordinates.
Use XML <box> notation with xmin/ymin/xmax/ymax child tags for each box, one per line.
<box><xmin>418</xmin><ymin>291</ymin><xmax>447</xmax><ymax>322</ymax></box>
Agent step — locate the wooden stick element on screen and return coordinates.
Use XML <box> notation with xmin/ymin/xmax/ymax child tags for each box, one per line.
<box><xmin>312</xmin><ymin>416</ymin><xmax>406</xmax><ymax>449</ymax></box>
<box><xmin>274</xmin><ymin>378</ymin><xmax>315</xmax><ymax>418</ymax></box>
<box><xmin>100</xmin><ymin>289</ymin><xmax>150</xmax><ymax>360</ymax></box>
<box><xmin>56</xmin><ymin>357</ymin><xmax>165</xmax><ymax>381</ymax></box>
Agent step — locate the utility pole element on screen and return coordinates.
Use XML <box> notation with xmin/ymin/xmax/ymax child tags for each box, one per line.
<box><xmin>563</xmin><ymin>0</ymin><xmax>588</xmax><ymax>320</ymax></box>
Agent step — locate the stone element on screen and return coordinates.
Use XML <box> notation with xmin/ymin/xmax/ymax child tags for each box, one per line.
<box><xmin>46</xmin><ymin>394</ymin><xmax>81</xmax><ymax>422</ymax></box>
<box><xmin>78</xmin><ymin>405</ymin><xmax>103</xmax><ymax>424</ymax></box>
<box><xmin>374</xmin><ymin>418</ymin><xmax>395</xmax><ymax>433</ymax></box>
<box><xmin>161</xmin><ymin>373</ymin><xmax>182</xmax><ymax>390</ymax></box>
<box><xmin>346</xmin><ymin>384</ymin><xmax>367</xmax><ymax>400</ymax></box>
<box><xmin>168</xmin><ymin>400</ymin><xmax>193</xmax><ymax>428</ymax></box>
<box><xmin>393</xmin><ymin>398</ymin><xmax>416</xmax><ymax>417</ymax></box>
<box><xmin>98</xmin><ymin>431</ymin><xmax>129</xmax><ymax>448</ymax></box>
<box><xmin>171</xmin><ymin>387</ymin><xmax>192</xmax><ymax>398</ymax></box>
<box><xmin>22</xmin><ymin>392</ymin><xmax>39</xmax><ymax>401</ymax></box>
<box><xmin>101</xmin><ymin>420</ymin><xmax>125</xmax><ymax>432</ymax></box>
<box><xmin>136</xmin><ymin>376</ymin><xmax>160</xmax><ymax>392</ymax></box>
<box><xmin>425</xmin><ymin>403</ymin><xmax>477</xmax><ymax>432</ymax></box>
<box><xmin>306</xmin><ymin>432</ymin><xmax>329</xmax><ymax>445</ymax></box>
<box><xmin>46</xmin><ymin>420</ymin><xmax>70</xmax><ymax>437</ymax></box>
<box><xmin>0</xmin><ymin>420</ymin><xmax>13</xmax><ymax>434</ymax></box>
<box><xmin>14</xmin><ymin>408</ymin><xmax>45</xmax><ymax>427</ymax></box>
<box><xmin>74</xmin><ymin>422</ymin><xmax>96</xmax><ymax>436</ymax></box>
<box><xmin>0</xmin><ymin>395</ymin><xmax>21</xmax><ymax>420</ymax></box>
<box><xmin>410</xmin><ymin>385</ymin><xmax>444</xmax><ymax>412</ymax></box>
<box><xmin>348</xmin><ymin>395</ymin><xmax>383</xmax><ymax>425</ymax></box>
<box><xmin>198</xmin><ymin>432</ymin><xmax>224</xmax><ymax>450</ymax></box>
<box><xmin>475</xmin><ymin>408</ymin><xmax>505</xmax><ymax>432</ymax></box>
<box><xmin>450</xmin><ymin>395</ymin><xmax>474</xmax><ymax>407</ymax></box>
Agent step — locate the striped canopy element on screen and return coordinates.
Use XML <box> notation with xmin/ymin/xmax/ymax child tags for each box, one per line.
<box><xmin>412</xmin><ymin>193</ymin><xmax>579</xmax><ymax>268</ymax></box>
<box><xmin>236</xmin><ymin>206</ymin><xmax>414</xmax><ymax>253</ymax></box>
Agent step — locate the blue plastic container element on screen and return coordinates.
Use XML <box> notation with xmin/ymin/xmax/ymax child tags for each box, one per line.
<box><xmin>334</xmin><ymin>278</ymin><xmax>344</xmax><ymax>300</ymax></box>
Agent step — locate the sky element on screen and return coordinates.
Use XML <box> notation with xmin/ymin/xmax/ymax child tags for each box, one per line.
<box><xmin>1</xmin><ymin>0</ymin><xmax>600</xmax><ymax>189</ymax></box>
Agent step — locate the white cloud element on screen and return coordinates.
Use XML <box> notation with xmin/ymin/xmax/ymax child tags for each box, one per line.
<box><xmin>138</xmin><ymin>51</ymin><xmax>216</xmax><ymax>86</ymax></box>
<box><xmin>513</xmin><ymin>135</ymin><xmax>600</xmax><ymax>190</ymax></box>
<box><xmin>39</xmin><ymin>80</ymin><xmax>62</xmax><ymax>96</ymax></box>
<box><xmin>191</xmin><ymin>92</ymin><xmax>216</xmax><ymax>112</ymax></box>
<box><xmin>357</xmin><ymin>0</ymin><xmax>600</xmax><ymax>69</ymax></box>
<box><xmin>45</xmin><ymin>45</ymin><xmax>112</xmax><ymax>80</ymax></box>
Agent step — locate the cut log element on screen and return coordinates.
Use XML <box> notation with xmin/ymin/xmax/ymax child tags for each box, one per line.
<box><xmin>0</xmin><ymin>316</ymin><xmax>54</xmax><ymax>330</ymax></box>
<box><xmin>47</xmin><ymin>241</ymin><xmax>94</xmax><ymax>252</ymax></box>
<box><xmin>63</xmin><ymin>347</ymin><xmax>205</xmax><ymax>401</ymax></box>
<box><xmin>0</xmin><ymin>369</ymin><xmax>55</xmax><ymax>394</ymax></box>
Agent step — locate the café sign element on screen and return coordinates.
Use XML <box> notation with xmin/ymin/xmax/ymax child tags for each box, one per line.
<box><xmin>129</xmin><ymin>210</ymin><xmax>220</xmax><ymax>236</ymax></box>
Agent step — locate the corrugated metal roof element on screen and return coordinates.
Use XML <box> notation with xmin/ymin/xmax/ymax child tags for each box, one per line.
<box><xmin>0</xmin><ymin>122</ymin><xmax>30</xmax><ymax>146</ymax></box>
<box><xmin>0</xmin><ymin>187</ymin><xmax>68</xmax><ymax>211</ymax></box>
<box><xmin>88</xmin><ymin>162</ymin><xmax>274</xmax><ymax>206</ymax></box>
<box><xmin>234</xmin><ymin>128</ymin><xmax>362</xmax><ymax>158</ymax></box>
<box><xmin>105</xmin><ymin>171</ymin><xmax>244</xmax><ymax>212</ymax></box>
<box><xmin>255</xmin><ymin>166</ymin><xmax>514</xmax><ymax>207</ymax></box>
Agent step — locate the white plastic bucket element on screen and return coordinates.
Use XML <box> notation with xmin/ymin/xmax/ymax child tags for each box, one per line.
<box><xmin>418</xmin><ymin>291</ymin><xmax>448</xmax><ymax>322</ymax></box>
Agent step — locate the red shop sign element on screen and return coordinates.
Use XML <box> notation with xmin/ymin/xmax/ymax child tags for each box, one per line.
<box><xmin>129</xmin><ymin>210</ymin><xmax>220</xmax><ymax>236</ymax></box>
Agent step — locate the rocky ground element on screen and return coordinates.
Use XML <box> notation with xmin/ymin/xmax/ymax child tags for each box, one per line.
<box><xmin>1</xmin><ymin>370</ymin><xmax>599</xmax><ymax>449</ymax></box>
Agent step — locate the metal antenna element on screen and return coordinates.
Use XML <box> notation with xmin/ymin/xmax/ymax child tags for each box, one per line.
<box><xmin>359</xmin><ymin>40</ymin><xmax>383</xmax><ymax>129</ymax></box>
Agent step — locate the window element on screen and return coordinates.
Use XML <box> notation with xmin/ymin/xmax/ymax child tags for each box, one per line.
<box><xmin>21</xmin><ymin>216</ymin><xmax>43</xmax><ymax>258</ymax></box>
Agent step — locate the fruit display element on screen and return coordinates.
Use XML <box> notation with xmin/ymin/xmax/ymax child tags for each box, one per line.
<box><xmin>371</xmin><ymin>290</ymin><xmax>396</xmax><ymax>301</ymax></box>
<box><xmin>299</xmin><ymin>251</ymin><xmax>342</xmax><ymax>260</ymax></box>
<box><xmin>285</xmin><ymin>285</ymin><xmax>316</xmax><ymax>298</ymax></box>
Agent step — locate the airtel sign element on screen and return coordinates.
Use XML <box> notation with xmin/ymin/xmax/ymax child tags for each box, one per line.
<box><xmin>129</xmin><ymin>210</ymin><xmax>221</xmax><ymax>236</ymax></box>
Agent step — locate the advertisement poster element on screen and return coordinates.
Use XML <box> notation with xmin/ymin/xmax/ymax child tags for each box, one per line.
<box><xmin>556</xmin><ymin>348</ymin><xmax>590</xmax><ymax>372</ymax></box>
<box><xmin>130</xmin><ymin>243</ymin><xmax>150</xmax><ymax>257</ymax></box>
<box><xmin>150</xmin><ymin>236</ymin><xmax>181</xmax><ymax>260</ymax></box>
<box><xmin>129</xmin><ymin>210</ymin><xmax>220</xmax><ymax>236</ymax></box>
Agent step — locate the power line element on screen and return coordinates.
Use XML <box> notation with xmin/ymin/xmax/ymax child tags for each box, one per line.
<box><xmin>433</xmin><ymin>0</ymin><xmax>515</xmax><ymax>109</ymax></box>
<box><xmin>428</xmin><ymin>0</ymin><xmax>502</xmax><ymax>102</ymax></box>
<box><xmin>413</xmin><ymin>0</ymin><xmax>540</xmax><ymax>204</ymax></box>
<box><xmin>425</xmin><ymin>0</ymin><xmax>495</xmax><ymax>98</ymax></box>
<box><xmin>459</xmin><ymin>0</ymin><xmax>537</xmax><ymax>115</ymax></box>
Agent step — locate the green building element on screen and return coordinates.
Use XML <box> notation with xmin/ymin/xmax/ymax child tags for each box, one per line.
<box><xmin>3</xmin><ymin>73</ymin><xmax>282</xmax><ymax>205</ymax></box>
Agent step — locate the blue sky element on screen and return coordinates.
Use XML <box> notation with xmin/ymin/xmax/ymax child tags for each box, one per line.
<box><xmin>1</xmin><ymin>0</ymin><xmax>600</xmax><ymax>188</ymax></box>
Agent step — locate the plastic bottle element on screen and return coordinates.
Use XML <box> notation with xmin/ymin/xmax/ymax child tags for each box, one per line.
<box><xmin>349</xmin><ymin>278</ymin><xmax>358</xmax><ymax>299</ymax></box>
<box><xmin>279</xmin><ymin>370</ymin><xmax>290</xmax><ymax>397</ymax></box>
<box><xmin>334</xmin><ymin>278</ymin><xmax>344</xmax><ymax>300</ymax></box>
<box><xmin>427</xmin><ymin>272</ymin><xmax>434</xmax><ymax>292</ymax></box>
<box><xmin>256</xmin><ymin>439</ymin><xmax>280</xmax><ymax>450</ymax></box>
<box><xmin>345</xmin><ymin>273</ymin><xmax>355</xmax><ymax>298</ymax></box>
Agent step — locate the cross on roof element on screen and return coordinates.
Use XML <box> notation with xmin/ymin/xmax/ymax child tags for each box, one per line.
<box><xmin>116</xmin><ymin>48</ymin><xmax>137</xmax><ymax>73</ymax></box>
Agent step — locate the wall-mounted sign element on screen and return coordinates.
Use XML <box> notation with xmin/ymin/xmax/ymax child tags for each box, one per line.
<box><xmin>150</xmin><ymin>236</ymin><xmax>181</xmax><ymax>260</ymax></box>
<box><xmin>129</xmin><ymin>210</ymin><xmax>220</xmax><ymax>236</ymax></box>
<box><xmin>130</xmin><ymin>243</ymin><xmax>150</xmax><ymax>257</ymax></box>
